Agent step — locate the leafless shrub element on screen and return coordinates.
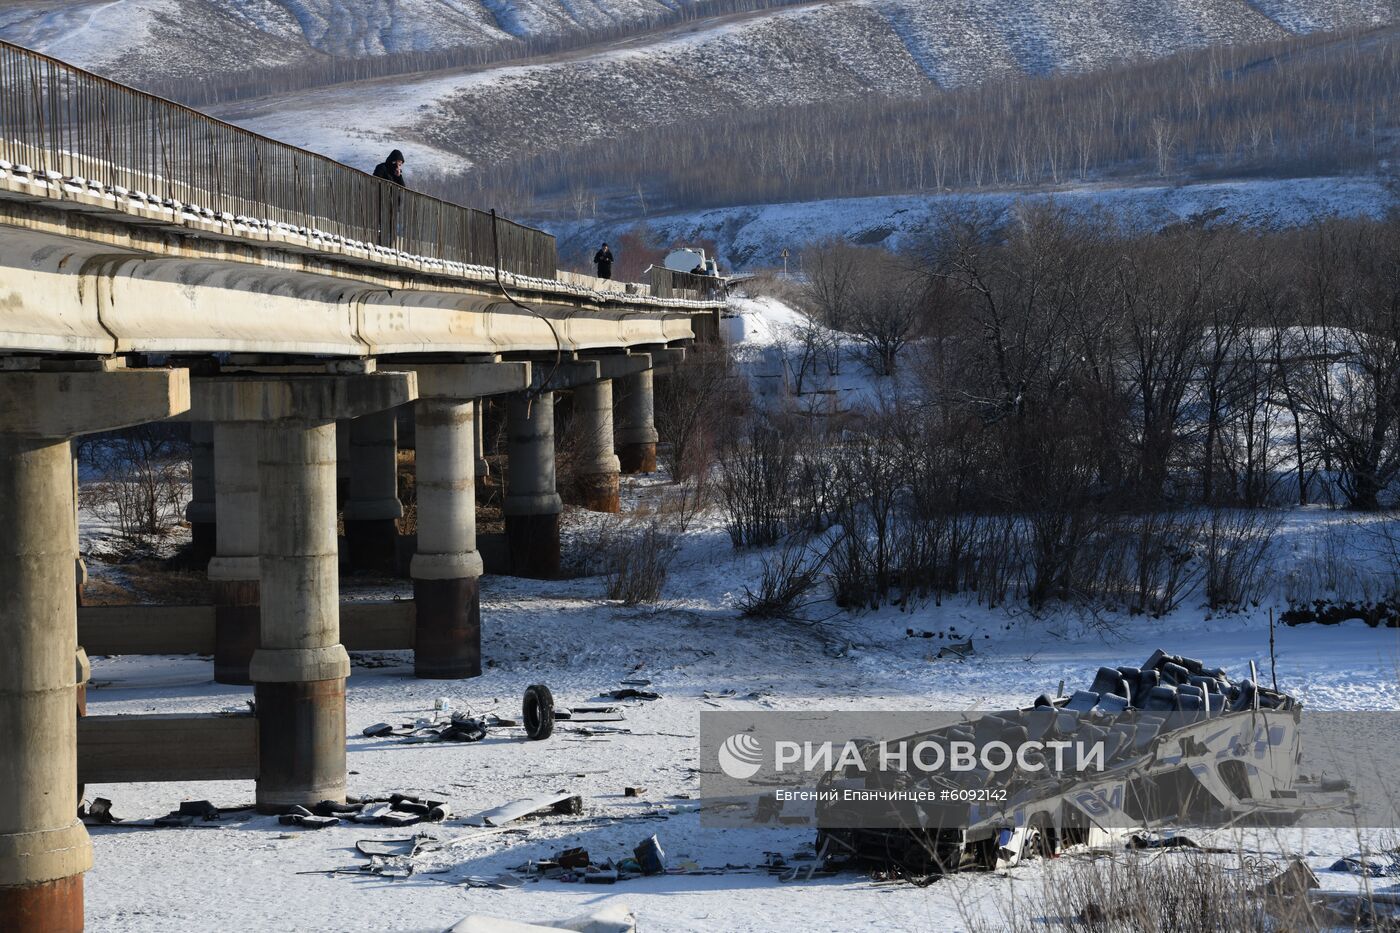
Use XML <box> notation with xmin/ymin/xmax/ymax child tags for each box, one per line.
<box><xmin>717</xmin><ymin>413</ymin><xmax>802</xmax><ymax>548</ymax></box>
<box><xmin>656</xmin><ymin>343</ymin><xmax>749</xmax><ymax>485</ymax></box>
<box><xmin>603</xmin><ymin>521</ymin><xmax>675</xmax><ymax>605</ymax></box>
<box><xmin>738</xmin><ymin>536</ymin><xmax>828</xmax><ymax>623</ymax></box>
<box><xmin>77</xmin><ymin>425</ymin><xmax>191</xmax><ymax>554</ymax></box>
<box><xmin>1113</xmin><ymin>511</ymin><xmax>1206</xmax><ymax>617</ymax></box>
<box><xmin>966</xmin><ymin>853</ymin><xmax>1334</xmax><ymax>933</ymax></box>
<box><xmin>1204</xmin><ymin>509</ymin><xmax>1280</xmax><ymax>612</ymax></box>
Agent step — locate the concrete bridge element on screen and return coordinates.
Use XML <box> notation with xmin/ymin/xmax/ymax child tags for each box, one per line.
<box><xmin>0</xmin><ymin>40</ymin><xmax>724</xmax><ymax>931</ymax></box>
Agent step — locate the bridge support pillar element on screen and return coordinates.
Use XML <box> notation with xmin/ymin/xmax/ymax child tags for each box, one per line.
<box><xmin>504</xmin><ymin>391</ymin><xmax>562</xmax><ymax>579</ymax></box>
<box><xmin>0</xmin><ymin>367</ymin><xmax>190</xmax><ymax>933</ymax></box>
<box><xmin>571</xmin><ymin>379</ymin><xmax>621</xmax><ymax>512</ymax></box>
<box><xmin>411</xmin><ymin>399</ymin><xmax>483</xmax><ymax>679</ymax></box>
<box><xmin>189</xmin><ymin>372</ymin><xmax>415</xmax><ymax>813</ymax></box>
<box><xmin>617</xmin><ymin>368</ymin><xmax>658</xmax><ymax>474</ymax></box>
<box><xmin>184</xmin><ymin>422</ymin><xmax>217</xmax><ymax>568</ymax></box>
<box><xmin>344</xmin><ymin>408</ymin><xmax>401</xmax><ymax>575</ymax></box>
<box><xmin>251</xmin><ymin>418</ymin><xmax>350</xmax><ymax>813</ymax></box>
<box><xmin>208</xmin><ymin>423</ymin><xmax>260</xmax><ymax>685</ymax></box>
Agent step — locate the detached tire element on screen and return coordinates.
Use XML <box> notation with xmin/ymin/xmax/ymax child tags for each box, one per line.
<box><xmin>523</xmin><ymin>684</ymin><xmax>555</xmax><ymax>740</ymax></box>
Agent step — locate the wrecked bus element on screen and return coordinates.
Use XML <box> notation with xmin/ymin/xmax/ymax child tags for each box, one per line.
<box><xmin>815</xmin><ymin>650</ymin><xmax>1301</xmax><ymax>874</ymax></box>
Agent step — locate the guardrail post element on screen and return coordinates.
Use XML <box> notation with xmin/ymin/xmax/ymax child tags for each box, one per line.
<box><xmin>0</xmin><ymin>366</ymin><xmax>190</xmax><ymax>933</ymax></box>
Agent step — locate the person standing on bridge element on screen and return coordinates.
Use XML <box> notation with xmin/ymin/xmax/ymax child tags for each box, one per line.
<box><xmin>373</xmin><ymin>150</ymin><xmax>407</xmax><ymax>248</ymax></box>
<box><xmin>373</xmin><ymin>149</ymin><xmax>407</xmax><ymax>188</ymax></box>
<box><xmin>594</xmin><ymin>243</ymin><xmax>615</xmax><ymax>280</ymax></box>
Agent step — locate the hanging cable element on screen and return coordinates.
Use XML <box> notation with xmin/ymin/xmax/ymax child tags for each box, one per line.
<box><xmin>491</xmin><ymin>209</ymin><xmax>562</xmax><ymax>415</ymax></box>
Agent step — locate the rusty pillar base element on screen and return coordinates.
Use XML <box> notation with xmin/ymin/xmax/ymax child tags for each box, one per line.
<box><xmin>212</xmin><ymin>580</ymin><xmax>260</xmax><ymax>685</ymax></box>
<box><xmin>345</xmin><ymin>518</ymin><xmax>399</xmax><ymax>575</ymax></box>
<box><xmin>619</xmin><ymin>442</ymin><xmax>657</xmax><ymax>475</ymax></box>
<box><xmin>189</xmin><ymin>521</ymin><xmax>216</xmax><ymax>569</ymax></box>
<box><xmin>413</xmin><ymin>577</ymin><xmax>482</xmax><ymax>679</ymax></box>
<box><xmin>0</xmin><ymin>874</ymin><xmax>83</xmax><ymax>933</ymax></box>
<box><xmin>505</xmin><ymin>513</ymin><xmax>561</xmax><ymax>580</ymax></box>
<box><xmin>254</xmin><ymin>679</ymin><xmax>347</xmax><ymax>814</ymax></box>
<box><xmin>575</xmin><ymin>472</ymin><xmax>621</xmax><ymax>514</ymax></box>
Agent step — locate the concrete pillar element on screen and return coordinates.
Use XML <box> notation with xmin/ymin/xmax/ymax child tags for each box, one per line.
<box><xmin>184</xmin><ymin>422</ymin><xmax>216</xmax><ymax>568</ymax></box>
<box><xmin>616</xmin><ymin>368</ymin><xmax>659</xmax><ymax>474</ymax></box>
<box><xmin>250</xmin><ymin>419</ymin><xmax>349</xmax><ymax>813</ymax></box>
<box><xmin>343</xmin><ymin>408</ymin><xmax>401</xmax><ymax>574</ymax></box>
<box><xmin>189</xmin><ymin>372</ymin><xmax>415</xmax><ymax>815</ymax></box>
<box><xmin>0</xmin><ymin>368</ymin><xmax>189</xmax><ymax>933</ymax></box>
<box><xmin>411</xmin><ymin>399</ymin><xmax>483</xmax><ymax>679</ymax></box>
<box><xmin>572</xmin><ymin>379</ymin><xmax>621</xmax><ymax>512</ymax></box>
<box><xmin>208</xmin><ymin>423</ymin><xmax>260</xmax><ymax>685</ymax></box>
<box><xmin>0</xmin><ymin>436</ymin><xmax>91</xmax><ymax>932</ymax></box>
<box><xmin>504</xmin><ymin>391</ymin><xmax>562</xmax><ymax>579</ymax></box>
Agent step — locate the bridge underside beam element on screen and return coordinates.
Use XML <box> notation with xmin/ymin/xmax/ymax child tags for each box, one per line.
<box><xmin>0</xmin><ymin>198</ymin><xmax>701</xmax><ymax>358</ymax></box>
<box><xmin>77</xmin><ymin>601</ymin><xmax>417</xmax><ymax>655</ymax></box>
<box><xmin>77</xmin><ymin>714</ymin><xmax>258</xmax><ymax>785</ymax></box>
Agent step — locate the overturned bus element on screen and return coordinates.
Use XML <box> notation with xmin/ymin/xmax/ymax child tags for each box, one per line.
<box><xmin>815</xmin><ymin>650</ymin><xmax>1301</xmax><ymax>874</ymax></box>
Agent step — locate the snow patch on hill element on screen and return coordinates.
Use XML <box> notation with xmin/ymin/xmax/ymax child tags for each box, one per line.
<box><xmin>551</xmin><ymin>176</ymin><xmax>1399</xmax><ymax>270</ymax></box>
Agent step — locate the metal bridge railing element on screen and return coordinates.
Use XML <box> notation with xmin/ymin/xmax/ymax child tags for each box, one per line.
<box><xmin>0</xmin><ymin>40</ymin><xmax>557</xmax><ymax>280</ymax></box>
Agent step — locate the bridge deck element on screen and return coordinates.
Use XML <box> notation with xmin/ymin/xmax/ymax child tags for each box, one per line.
<box><xmin>0</xmin><ymin>38</ymin><xmax>721</xmax><ymax>359</ymax></box>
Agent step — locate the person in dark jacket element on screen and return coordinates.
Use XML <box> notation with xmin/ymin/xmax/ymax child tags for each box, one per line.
<box><xmin>594</xmin><ymin>243</ymin><xmax>615</xmax><ymax>279</ymax></box>
<box><xmin>373</xmin><ymin>149</ymin><xmax>407</xmax><ymax>187</ymax></box>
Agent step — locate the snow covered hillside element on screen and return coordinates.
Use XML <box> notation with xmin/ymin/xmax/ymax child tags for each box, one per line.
<box><xmin>0</xmin><ymin>0</ymin><xmax>724</xmax><ymax>82</ymax></box>
<box><xmin>206</xmin><ymin>0</ymin><xmax>1392</xmax><ymax>175</ymax></box>
<box><xmin>553</xmin><ymin>176</ymin><xmax>1400</xmax><ymax>271</ymax></box>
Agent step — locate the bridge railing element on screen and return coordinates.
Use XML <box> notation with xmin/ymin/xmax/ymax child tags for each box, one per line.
<box><xmin>0</xmin><ymin>40</ymin><xmax>557</xmax><ymax>280</ymax></box>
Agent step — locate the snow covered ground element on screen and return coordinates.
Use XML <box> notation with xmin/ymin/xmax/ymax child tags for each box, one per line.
<box><xmin>79</xmin><ymin>486</ymin><xmax>1400</xmax><ymax>930</ymax></box>
<box><xmin>75</xmin><ymin>293</ymin><xmax>1400</xmax><ymax>931</ymax></box>
<box><xmin>553</xmin><ymin>175</ymin><xmax>1400</xmax><ymax>271</ymax></box>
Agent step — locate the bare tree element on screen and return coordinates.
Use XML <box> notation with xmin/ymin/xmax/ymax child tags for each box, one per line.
<box><xmin>1291</xmin><ymin>217</ymin><xmax>1400</xmax><ymax>510</ymax></box>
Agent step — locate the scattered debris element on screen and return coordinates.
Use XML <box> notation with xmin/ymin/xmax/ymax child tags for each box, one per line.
<box><xmin>80</xmin><ymin>797</ymin><xmax>121</xmax><ymax>824</ymax></box>
<box><xmin>557</xmin><ymin>847</ymin><xmax>590</xmax><ymax>869</ymax></box>
<box><xmin>624</xmin><ymin>786</ymin><xmax>647</xmax><ymax>797</ymax></box>
<box><xmin>154</xmin><ymin>800</ymin><xmax>223</xmax><ymax>827</ymax></box>
<box><xmin>935</xmin><ymin>639</ymin><xmax>974</xmax><ymax>660</ymax></box>
<box><xmin>1127</xmin><ymin>832</ymin><xmax>1231</xmax><ymax>853</ymax></box>
<box><xmin>633</xmin><ymin>835</ymin><xmax>666</xmax><ymax>875</ymax></box>
<box><xmin>356</xmin><ymin>837</ymin><xmax>424</xmax><ymax>859</ymax></box>
<box><xmin>524</xmin><ymin>684</ymin><xmax>556</xmax><ymax>741</ymax></box>
<box><xmin>566</xmin><ymin>706</ymin><xmax>625</xmax><ymax>723</ymax></box>
<box><xmin>1255</xmin><ymin>858</ymin><xmax>1320</xmax><ymax>898</ymax></box>
<box><xmin>444</xmin><ymin>904</ymin><xmax>636</xmax><ymax>933</ymax></box>
<box><xmin>279</xmin><ymin>806</ymin><xmax>339</xmax><ymax>830</ymax></box>
<box><xmin>1330</xmin><ymin>851</ymin><xmax>1400</xmax><ymax>877</ymax></box>
<box><xmin>466</xmin><ymin>792</ymin><xmax>583</xmax><ymax>827</ymax></box>
<box><xmin>603</xmin><ymin>688</ymin><xmax>660</xmax><ymax>701</ymax></box>
<box><xmin>440</xmin><ymin>714</ymin><xmax>488</xmax><ymax>743</ymax></box>
<box><xmin>362</xmin><ymin>722</ymin><xmax>394</xmax><ymax>737</ymax></box>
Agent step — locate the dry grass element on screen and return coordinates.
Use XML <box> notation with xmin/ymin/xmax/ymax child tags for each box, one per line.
<box><xmin>964</xmin><ymin>851</ymin><xmax>1389</xmax><ymax>933</ymax></box>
